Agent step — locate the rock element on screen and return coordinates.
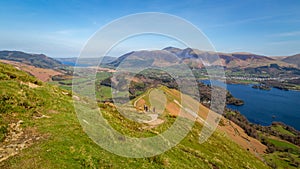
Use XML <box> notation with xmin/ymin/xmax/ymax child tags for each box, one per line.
<box><xmin>109</xmin><ymin>103</ymin><xmax>115</xmax><ymax>107</ymax></box>
<box><xmin>72</xmin><ymin>95</ymin><xmax>80</xmax><ymax>101</ymax></box>
<box><xmin>33</xmin><ymin>114</ymin><xmax>51</xmax><ymax>119</ymax></box>
<box><xmin>0</xmin><ymin>120</ymin><xmax>40</xmax><ymax>163</ymax></box>
<box><xmin>62</xmin><ymin>91</ymin><xmax>69</xmax><ymax>95</ymax></box>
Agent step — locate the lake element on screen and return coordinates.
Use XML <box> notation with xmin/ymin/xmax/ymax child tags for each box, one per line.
<box><xmin>201</xmin><ymin>80</ymin><xmax>300</xmax><ymax>130</ymax></box>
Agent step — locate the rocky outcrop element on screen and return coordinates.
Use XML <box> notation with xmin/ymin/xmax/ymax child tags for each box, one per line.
<box><xmin>0</xmin><ymin>120</ymin><xmax>40</xmax><ymax>162</ymax></box>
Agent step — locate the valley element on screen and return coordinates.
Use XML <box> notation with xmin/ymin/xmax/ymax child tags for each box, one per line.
<box><xmin>1</xmin><ymin>1</ymin><xmax>300</xmax><ymax>168</ymax></box>
<box><xmin>0</xmin><ymin>48</ymin><xmax>299</xmax><ymax>168</ymax></box>
<box><xmin>0</xmin><ymin>62</ymin><xmax>269</xmax><ymax>168</ymax></box>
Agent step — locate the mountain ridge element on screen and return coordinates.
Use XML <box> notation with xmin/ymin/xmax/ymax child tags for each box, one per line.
<box><xmin>0</xmin><ymin>50</ymin><xmax>63</xmax><ymax>69</ymax></box>
<box><xmin>1</xmin><ymin>49</ymin><xmax>298</xmax><ymax>69</ymax></box>
<box><xmin>108</xmin><ymin>47</ymin><xmax>297</xmax><ymax>68</ymax></box>
<box><xmin>281</xmin><ymin>54</ymin><xmax>300</xmax><ymax>67</ymax></box>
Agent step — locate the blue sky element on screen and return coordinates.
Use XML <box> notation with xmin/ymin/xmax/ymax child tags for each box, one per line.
<box><xmin>0</xmin><ymin>0</ymin><xmax>299</xmax><ymax>57</ymax></box>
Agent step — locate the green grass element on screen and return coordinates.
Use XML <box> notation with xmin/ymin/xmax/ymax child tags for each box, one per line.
<box><xmin>234</xmin><ymin>79</ymin><xmax>258</xmax><ymax>84</ymax></box>
<box><xmin>96</xmin><ymin>85</ymin><xmax>112</xmax><ymax>100</ymax></box>
<box><xmin>268</xmin><ymin>138</ymin><xmax>300</xmax><ymax>154</ymax></box>
<box><xmin>225</xmin><ymin>111</ymin><xmax>236</xmax><ymax>116</ymax></box>
<box><xmin>3</xmin><ymin>103</ymin><xmax>268</xmax><ymax>168</ymax></box>
<box><xmin>271</xmin><ymin>125</ymin><xmax>295</xmax><ymax>136</ymax></box>
<box><xmin>264</xmin><ymin>152</ymin><xmax>300</xmax><ymax>169</ymax></box>
<box><xmin>50</xmin><ymin>71</ymin><xmax>113</xmax><ymax>101</ymax></box>
<box><xmin>0</xmin><ymin>62</ymin><xmax>42</xmax><ymax>85</ymax></box>
<box><xmin>96</xmin><ymin>71</ymin><xmax>112</xmax><ymax>81</ymax></box>
<box><xmin>263</xmin><ymin>138</ymin><xmax>300</xmax><ymax>168</ymax></box>
<box><xmin>0</xmin><ymin>63</ymin><xmax>269</xmax><ymax>168</ymax></box>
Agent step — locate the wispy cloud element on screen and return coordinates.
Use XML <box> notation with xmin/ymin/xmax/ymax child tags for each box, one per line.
<box><xmin>52</xmin><ymin>28</ymin><xmax>90</xmax><ymax>36</ymax></box>
<box><xmin>208</xmin><ymin>15</ymin><xmax>273</xmax><ymax>28</ymax></box>
<box><xmin>266</xmin><ymin>40</ymin><xmax>300</xmax><ymax>45</ymax></box>
<box><xmin>270</xmin><ymin>31</ymin><xmax>300</xmax><ymax>37</ymax></box>
<box><xmin>267</xmin><ymin>18</ymin><xmax>300</xmax><ymax>24</ymax></box>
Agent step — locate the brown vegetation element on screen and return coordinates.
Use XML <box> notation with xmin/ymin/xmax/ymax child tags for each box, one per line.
<box><xmin>0</xmin><ymin>60</ymin><xmax>62</xmax><ymax>82</ymax></box>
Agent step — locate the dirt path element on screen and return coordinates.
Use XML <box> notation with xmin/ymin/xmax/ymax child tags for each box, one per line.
<box><xmin>133</xmin><ymin>88</ymin><xmax>153</xmax><ymax>107</ymax></box>
<box><xmin>133</xmin><ymin>89</ymin><xmax>164</xmax><ymax>126</ymax></box>
<box><xmin>133</xmin><ymin>87</ymin><xmax>267</xmax><ymax>158</ymax></box>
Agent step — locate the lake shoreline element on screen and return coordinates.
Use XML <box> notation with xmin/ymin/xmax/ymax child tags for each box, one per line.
<box><xmin>200</xmin><ymin>79</ymin><xmax>300</xmax><ymax>131</ymax></box>
<box><xmin>199</xmin><ymin>77</ymin><xmax>300</xmax><ymax>91</ymax></box>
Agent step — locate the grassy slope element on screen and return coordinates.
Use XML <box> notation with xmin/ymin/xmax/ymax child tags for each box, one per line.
<box><xmin>0</xmin><ymin>60</ymin><xmax>62</xmax><ymax>82</ymax></box>
<box><xmin>271</xmin><ymin>125</ymin><xmax>295</xmax><ymax>137</ymax></box>
<box><xmin>268</xmin><ymin>138</ymin><xmax>299</xmax><ymax>153</ymax></box>
<box><xmin>0</xmin><ymin>63</ymin><xmax>268</xmax><ymax>168</ymax></box>
<box><xmin>264</xmin><ymin>151</ymin><xmax>300</xmax><ymax>169</ymax></box>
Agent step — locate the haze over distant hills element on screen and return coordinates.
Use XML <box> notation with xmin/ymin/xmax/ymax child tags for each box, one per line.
<box><xmin>0</xmin><ymin>48</ymin><xmax>299</xmax><ymax>69</ymax></box>
<box><xmin>56</xmin><ymin>56</ymin><xmax>116</xmax><ymax>66</ymax></box>
<box><xmin>0</xmin><ymin>48</ymin><xmax>299</xmax><ymax>168</ymax></box>
<box><xmin>281</xmin><ymin>54</ymin><xmax>300</xmax><ymax>67</ymax></box>
<box><xmin>108</xmin><ymin>47</ymin><xmax>299</xmax><ymax>68</ymax></box>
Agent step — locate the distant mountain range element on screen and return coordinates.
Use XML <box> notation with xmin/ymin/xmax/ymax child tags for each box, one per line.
<box><xmin>281</xmin><ymin>54</ymin><xmax>300</xmax><ymax>67</ymax></box>
<box><xmin>0</xmin><ymin>51</ymin><xmax>63</xmax><ymax>69</ymax></box>
<box><xmin>0</xmin><ymin>49</ymin><xmax>299</xmax><ymax>69</ymax></box>
<box><xmin>109</xmin><ymin>47</ymin><xmax>299</xmax><ymax>68</ymax></box>
<box><xmin>56</xmin><ymin>56</ymin><xmax>116</xmax><ymax>67</ymax></box>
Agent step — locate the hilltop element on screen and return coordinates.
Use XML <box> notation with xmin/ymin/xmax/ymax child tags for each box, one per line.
<box><xmin>133</xmin><ymin>86</ymin><xmax>267</xmax><ymax>155</ymax></box>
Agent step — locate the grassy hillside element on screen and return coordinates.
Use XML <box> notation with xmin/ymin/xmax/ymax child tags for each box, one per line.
<box><xmin>0</xmin><ymin>51</ymin><xmax>63</xmax><ymax>69</ymax></box>
<box><xmin>0</xmin><ymin>62</ymin><xmax>268</xmax><ymax>168</ymax></box>
<box><xmin>0</xmin><ymin>60</ymin><xmax>62</xmax><ymax>82</ymax></box>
